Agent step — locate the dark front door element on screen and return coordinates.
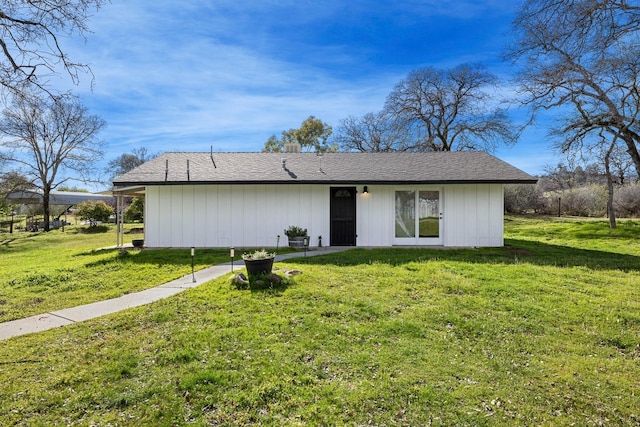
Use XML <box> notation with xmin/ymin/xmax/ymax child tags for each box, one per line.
<box><xmin>330</xmin><ymin>187</ymin><xmax>356</xmax><ymax>246</ymax></box>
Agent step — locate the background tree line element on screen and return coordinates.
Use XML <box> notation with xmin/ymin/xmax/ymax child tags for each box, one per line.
<box><xmin>505</xmin><ymin>162</ymin><xmax>640</xmax><ymax>218</ymax></box>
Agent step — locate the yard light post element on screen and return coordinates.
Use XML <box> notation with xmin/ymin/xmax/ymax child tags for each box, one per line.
<box><xmin>276</xmin><ymin>235</ymin><xmax>280</xmax><ymax>254</ymax></box>
<box><xmin>191</xmin><ymin>247</ymin><xmax>196</xmax><ymax>283</ymax></box>
<box><xmin>9</xmin><ymin>210</ymin><xmax>16</xmax><ymax>234</ymax></box>
<box><xmin>303</xmin><ymin>237</ymin><xmax>308</xmax><ymax>257</ymax></box>
<box><xmin>230</xmin><ymin>247</ymin><xmax>235</xmax><ymax>272</ymax></box>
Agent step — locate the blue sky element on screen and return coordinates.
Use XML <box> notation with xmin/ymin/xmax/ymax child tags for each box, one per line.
<box><xmin>59</xmin><ymin>0</ymin><xmax>555</xmax><ymax>187</ymax></box>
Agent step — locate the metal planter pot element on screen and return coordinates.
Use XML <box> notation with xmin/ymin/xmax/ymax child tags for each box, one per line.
<box><xmin>243</xmin><ymin>257</ymin><xmax>274</xmax><ymax>278</ymax></box>
<box><xmin>287</xmin><ymin>236</ymin><xmax>309</xmax><ymax>249</ymax></box>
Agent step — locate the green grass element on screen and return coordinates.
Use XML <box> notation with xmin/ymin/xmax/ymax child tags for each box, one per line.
<box><xmin>0</xmin><ymin>216</ymin><xmax>639</xmax><ymax>425</ymax></box>
<box><xmin>0</xmin><ymin>225</ymin><xmax>289</xmax><ymax>322</ymax></box>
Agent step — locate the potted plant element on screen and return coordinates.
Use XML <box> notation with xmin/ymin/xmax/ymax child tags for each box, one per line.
<box><xmin>242</xmin><ymin>249</ymin><xmax>275</xmax><ymax>278</ymax></box>
<box><xmin>284</xmin><ymin>225</ymin><xmax>309</xmax><ymax>248</ymax></box>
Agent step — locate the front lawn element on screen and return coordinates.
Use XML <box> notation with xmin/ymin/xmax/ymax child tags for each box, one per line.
<box><xmin>0</xmin><ymin>225</ymin><xmax>286</xmax><ymax>322</ymax></box>
<box><xmin>0</xmin><ymin>216</ymin><xmax>638</xmax><ymax>425</ymax></box>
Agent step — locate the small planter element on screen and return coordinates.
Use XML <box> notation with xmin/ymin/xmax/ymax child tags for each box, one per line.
<box><xmin>243</xmin><ymin>257</ymin><xmax>274</xmax><ymax>278</ymax></box>
<box><xmin>242</xmin><ymin>249</ymin><xmax>276</xmax><ymax>279</ymax></box>
<box><xmin>132</xmin><ymin>239</ymin><xmax>144</xmax><ymax>248</ymax></box>
<box><xmin>288</xmin><ymin>236</ymin><xmax>309</xmax><ymax>249</ymax></box>
<box><xmin>284</xmin><ymin>226</ymin><xmax>308</xmax><ymax>249</ymax></box>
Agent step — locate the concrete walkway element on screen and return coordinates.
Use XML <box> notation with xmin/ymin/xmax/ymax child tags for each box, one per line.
<box><xmin>0</xmin><ymin>247</ymin><xmax>350</xmax><ymax>341</ymax></box>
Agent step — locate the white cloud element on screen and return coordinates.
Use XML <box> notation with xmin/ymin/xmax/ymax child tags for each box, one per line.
<box><xmin>68</xmin><ymin>0</ymin><xmax>405</xmax><ymax>160</ymax></box>
<box><xmin>46</xmin><ymin>0</ymin><xmax>546</xmax><ymax>189</ymax></box>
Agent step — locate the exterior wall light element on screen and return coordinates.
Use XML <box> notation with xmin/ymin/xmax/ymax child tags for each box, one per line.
<box><xmin>363</xmin><ymin>186</ymin><xmax>369</xmax><ymax>194</ymax></box>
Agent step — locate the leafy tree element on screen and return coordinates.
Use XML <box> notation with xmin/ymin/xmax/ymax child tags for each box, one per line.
<box><xmin>75</xmin><ymin>200</ymin><xmax>113</xmax><ymax>226</ymax></box>
<box><xmin>125</xmin><ymin>196</ymin><xmax>144</xmax><ymax>222</ymax></box>
<box><xmin>508</xmin><ymin>0</ymin><xmax>640</xmax><ymax>180</ymax></box>
<box><xmin>0</xmin><ymin>171</ymin><xmax>31</xmax><ymax>214</ymax></box>
<box><xmin>57</xmin><ymin>186</ymin><xmax>89</xmax><ymax>192</ymax></box>
<box><xmin>107</xmin><ymin>147</ymin><xmax>158</xmax><ymax>179</ymax></box>
<box><xmin>0</xmin><ymin>93</ymin><xmax>105</xmax><ymax>231</ymax></box>
<box><xmin>0</xmin><ymin>0</ymin><xmax>106</xmax><ymax>97</ymax></box>
<box><xmin>263</xmin><ymin>116</ymin><xmax>337</xmax><ymax>152</ymax></box>
<box><xmin>383</xmin><ymin>64</ymin><xmax>518</xmax><ymax>152</ymax></box>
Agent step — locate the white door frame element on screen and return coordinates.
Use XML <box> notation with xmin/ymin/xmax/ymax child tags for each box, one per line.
<box><xmin>393</xmin><ymin>187</ymin><xmax>443</xmax><ymax>245</ymax></box>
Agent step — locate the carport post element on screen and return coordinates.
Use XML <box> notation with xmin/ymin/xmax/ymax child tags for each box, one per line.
<box><xmin>9</xmin><ymin>210</ymin><xmax>16</xmax><ymax>234</ymax></box>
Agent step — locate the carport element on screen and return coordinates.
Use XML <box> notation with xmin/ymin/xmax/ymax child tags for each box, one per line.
<box><xmin>111</xmin><ymin>185</ymin><xmax>146</xmax><ymax>248</ymax></box>
<box><xmin>6</xmin><ymin>189</ymin><xmax>114</xmax><ymax>231</ymax></box>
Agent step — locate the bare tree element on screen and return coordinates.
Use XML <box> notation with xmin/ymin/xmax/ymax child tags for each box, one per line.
<box><xmin>543</xmin><ymin>162</ymin><xmax>578</xmax><ymax>191</ymax></box>
<box><xmin>107</xmin><ymin>147</ymin><xmax>159</xmax><ymax>179</ymax></box>
<box><xmin>0</xmin><ymin>0</ymin><xmax>106</xmax><ymax>97</ymax></box>
<box><xmin>507</xmin><ymin>0</ymin><xmax>640</xmax><ymax>179</ymax></box>
<box><xmin>0</xmin><ymin>93</ymin><xmax>105</xmax><ymax>231</ymax></box>
<box><xmin>383</xmin><ymin>64</ymin><xmax>518</xmax><ymax>152</ymax></box>
<box><xmin>335</xmin><ymin>111</ymin><xmax>411</xmax><ymax>152</ymax></box>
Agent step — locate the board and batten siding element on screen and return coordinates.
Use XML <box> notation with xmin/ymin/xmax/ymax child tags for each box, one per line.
<box><xmin>143</xmin><ymin>183</ymin><xmax>505</xmax><ymax>248</ymax></box>
<box><xmin>145</xmin><ymin>184</ymin><xmax>329</xmax><ymax>248</ymax></box>
<box><xmin>441</xmin><ymin>184</ymin><xmax>504</xmax><ymax>247</ymax></box>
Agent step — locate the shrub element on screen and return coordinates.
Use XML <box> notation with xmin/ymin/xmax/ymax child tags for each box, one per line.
<box><xmin>125</xmin><ymin>196</ymin><xmax>144</xmax><ymax>222</ymax></box>
<box><xmin>75</xmin><ymin>200</ymin><xmax>114</xmax><ymax>226</ymax></box>
<box><xmin>615</xmin><ymin>184</ymin><xmax>640</xmax><ymax>217</ymax></box>
<box><xmin>561</xmin><ymin>185</ymin><xmax>607</xmax><ymax>217</ymax></box>
<box><xmin>504</xmin><ymin>183</ymin><xmax>545</xmax><ymax>214</ymax></box>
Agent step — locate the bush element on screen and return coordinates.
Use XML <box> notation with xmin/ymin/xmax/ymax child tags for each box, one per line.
<box><xmin>615</xmin><ymin>184</ymin><xmax>640</xmax><ymax>217</ymax></box>
<box><xmin>504</xmin><ymin>184</ymin><xmax>545</xmax><ymax>214</ymax></box>
<box><xmin>75</xmin><ymin>200</ymin><xmax>114</xmax><ymax>226</ymax></box>
<box><xmin>561</xmin><ymin>185</ymin><xmax>607</xmax><ymax>217</ymax></box>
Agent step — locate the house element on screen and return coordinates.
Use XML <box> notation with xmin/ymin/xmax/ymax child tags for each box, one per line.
<box><xmin>112</xmin><ymin>150</ymin><xmax>536</xmax><ymax>248</ymax></box>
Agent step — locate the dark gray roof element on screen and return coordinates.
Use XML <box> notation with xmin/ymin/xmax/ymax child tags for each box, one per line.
<box><xmin>112</xmin><ymin>151</ymin><xmax>536</xmax><ymax>187</ymax></box>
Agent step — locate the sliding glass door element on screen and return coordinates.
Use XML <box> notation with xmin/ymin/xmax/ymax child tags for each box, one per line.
<box><xmin>394</xmin><ymin>189</ymin><xmax>442</xmax><ymax>245</ymax></box>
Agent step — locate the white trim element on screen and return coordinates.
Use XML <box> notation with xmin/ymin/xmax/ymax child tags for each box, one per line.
<box><xmin>392</xmin><ymin>186</ymin><xmax>443</xmax><ymax>246</ymax></box>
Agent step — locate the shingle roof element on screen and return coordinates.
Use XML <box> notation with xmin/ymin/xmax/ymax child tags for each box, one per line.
<box><xmin>112</xmin><ymin>151</ymin><xmax>537</xmax><ymax>186</ymax></box>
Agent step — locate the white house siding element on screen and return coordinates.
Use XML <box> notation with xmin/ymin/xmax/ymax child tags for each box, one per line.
<box><xmin>144</xmin><ymin>183</ymin><xmax>504</xmax><ymax>248</ymax></box>
<box><xmin>145</xmin><ymin>184</ymin><xmax>329</xmax><ymax>248</ymax></box>
<box><xmin>356</xmin><ymin>185</ymin><xmax>393</xmax><ymax>247</ymax></box>
<box><xmin>441</xmin><ymin>184</ymin><xmax>504</xmax><ymax>247</ymax></box>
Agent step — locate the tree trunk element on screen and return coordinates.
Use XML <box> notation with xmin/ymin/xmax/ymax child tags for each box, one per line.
<box><xmin>605</xmin><ymin>143</ymin><xmax>617</xmax><ymax>229</ymax></box>
<box><xmin>620</xmin><ymin>131</ymin><xmax>640</xmax><ymax>181</ymax></box>
<box><xmin>42</xmin><ymin>188</ymin><xmax>51</xmax><ymax>232</ymax></box>
<box><xmin>606</xmin><ymin>179</ymin><xmax>616</xmax><ymax>229</ymax></box>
